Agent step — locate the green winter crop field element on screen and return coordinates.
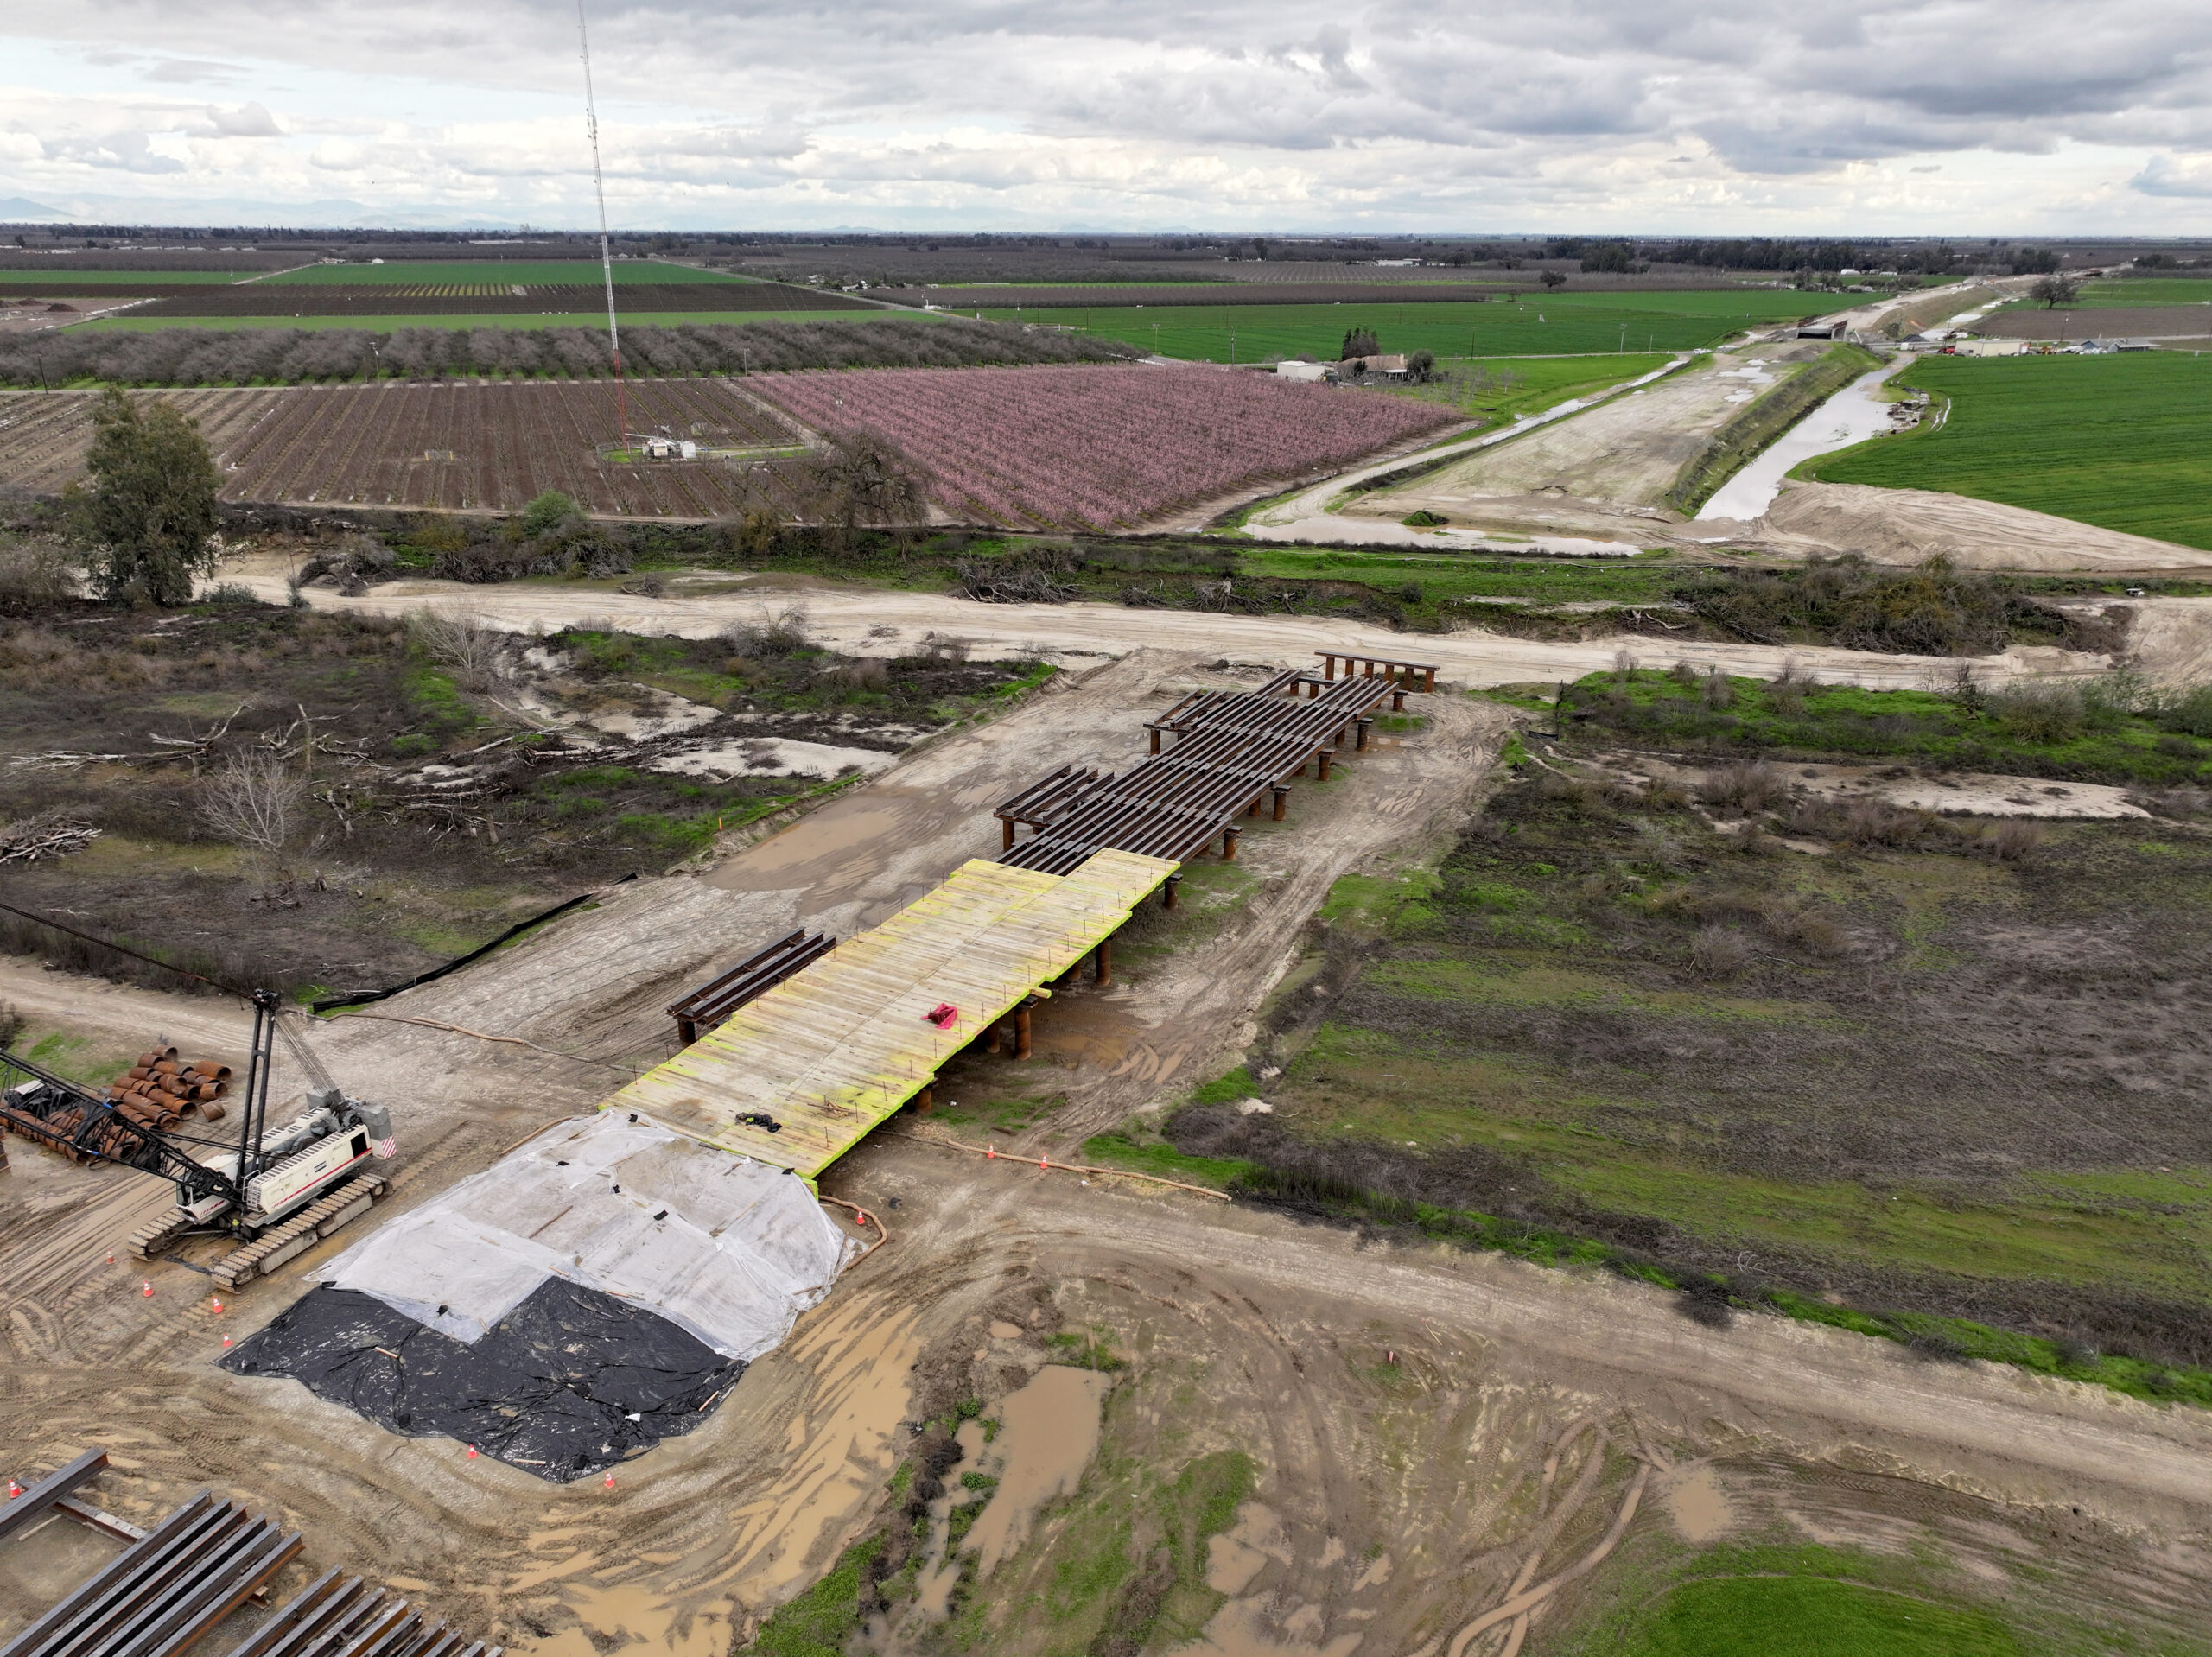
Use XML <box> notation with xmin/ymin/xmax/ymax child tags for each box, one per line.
<box><xmin>263</xmin><ymin>259</ymin><xmax>747</xmax><ymax>285</ymax></box>
<box><xmin>1376</xmin><ymin>352</ymin><xmax>1673</xmax><ymax>425</ymax></box>
<box><xmin>1801</xmin><ymin>352</ymin><xmax>2212</xmax><ymax>550</ymax></box>
<box><xmin>980</xmin><ymin>289</ymin><xmax>1845</xmax><ymax>364</ymax></box>
<box><xmin>2075</xmin><ymin>278</ymin><xmax>2212</xmax><ymax>308</ymax></box>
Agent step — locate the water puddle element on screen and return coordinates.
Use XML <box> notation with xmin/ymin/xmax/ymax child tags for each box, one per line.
<box><xmin>1206</xmin><ymin>1501</ymin><xmax>1287</xmax><ymax>1596</ymax></box>
<box><xmin>1694</xmin><ymin>362</ymin><xmax>1906</xmax><ymax>523</ymax></box>
<box><xmin>1663</xmin><ymin>1465</ymin><xmax>1738</xmax><ymax>1543</ymax></box>
<box><xmin>913</xmin><ymin>1365</ymin><xmax>1110</xmax><ymax>1617</ymax></box>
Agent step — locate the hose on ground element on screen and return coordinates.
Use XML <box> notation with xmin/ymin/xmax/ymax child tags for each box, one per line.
<box><xmin>890</xmin><ymin>1128</ymin><xmax>1230</xmax><ymax>1200</ymax></box>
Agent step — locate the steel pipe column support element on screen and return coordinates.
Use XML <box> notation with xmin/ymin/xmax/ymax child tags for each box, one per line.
<box><xmin>1391</xmin><ymin>689</ymin><xmax>1407</xmax><ymax>712</ymax></box>
<box><xmin>1163</xmin><ymin>873</ymin><xmax>1183</xmax><ymax>910</ymax></box>
<box><xmin>1148</xmin><ymin>727</ymin><xmax>1162</xmax><ymax>755</ymax></box>
<box><xmin>1001</xmin><ymin>819</ymin><xmax>1017</xmax><ymax>851</ymax></box>
<box><xmin>917</xmin><ymin>1084</ymin><xmax>935</xmax><ymax>1114</ymax></box>
<box><xmin>1015</xmin><ymin>998</ymin><xmax>1035</xmax><ymax>1060</ymax></box>
<box><xmin>1317</xmin><ymin>750</ymin><xmax>1335</xmax><ymax>781</ymax></box>
<box><xmin>1222</xmin><ymin>826</ymin><xmax>1241</xmax><ymax>860</ymax></box>
<box><xmin>1355</xmin><ymin>719</ymin><xmax>1372</xmax><ymax>751</ymax></box>
<box><xmin>1095</xmin><ymin>937</ymin><xmax>1112</xmax><ymax>986</ymax></box>
<box><xmin>1272</xmin><ymin>786</ymin><xmax>1289</xmax><ymax>821</ymax></box>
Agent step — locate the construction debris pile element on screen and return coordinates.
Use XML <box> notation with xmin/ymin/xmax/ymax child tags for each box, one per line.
<box><xmin>104</xmin><ymin>1046</ymin><xmax>232</xmax><ymax>1131</ymax></box>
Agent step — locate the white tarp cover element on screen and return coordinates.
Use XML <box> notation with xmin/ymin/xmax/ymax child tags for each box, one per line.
<box><xmin>322</xmin><ymin>1111</ymin><xmax>857</xmax><ymax>1359</ymax></box>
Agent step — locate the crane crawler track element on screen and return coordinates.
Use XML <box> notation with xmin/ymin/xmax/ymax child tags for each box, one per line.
<box><xmin>208</xmin><ymin>1173</ymin><xmax>390</xmax><ymax>1290</ymax></box>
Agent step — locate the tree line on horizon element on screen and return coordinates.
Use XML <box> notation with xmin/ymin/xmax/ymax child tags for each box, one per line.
<box><xmin>0</xmin><ymin>318</ymin><xmax>1141</xmax><ymax>389</ymax></box>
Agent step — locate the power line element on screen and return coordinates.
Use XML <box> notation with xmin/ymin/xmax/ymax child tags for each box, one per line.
<box><xmin>0</xmin><ymin>895</ymin><xmax>248</xmax><ymax>999</ymax></box>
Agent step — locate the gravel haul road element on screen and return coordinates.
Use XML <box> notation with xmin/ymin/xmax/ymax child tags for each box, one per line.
<box><xmin>232</xmin><ymin>566</ymin><xmax>2107</xmax><ymax>689</ymax></box>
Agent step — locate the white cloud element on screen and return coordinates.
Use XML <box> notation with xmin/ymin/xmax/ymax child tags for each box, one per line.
<box><xmin>201</xmin><ymin>101</ymin><xmax>282</xmax><ymax>137</ymax></box>
<box><xmin>2132</xmin><ymin>153</ymin><xmax>2212</xmax><ymax>197</ymax></box>
<box><xmin>0</xmin><ymin>3</ymin><xmax>2205</xmax><ymax>227</ymax></box>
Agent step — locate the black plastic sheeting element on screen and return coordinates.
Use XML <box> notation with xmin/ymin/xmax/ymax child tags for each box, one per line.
<box><xmin>220</xmin><ymin>1280</ymin><xmax>742</xmax><ymax>1482</ymax></box>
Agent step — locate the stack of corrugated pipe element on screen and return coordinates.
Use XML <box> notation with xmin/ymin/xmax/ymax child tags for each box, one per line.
<box><xmin>105</xmin><ymin>1046</ymin><xmax>232</xmax><ymax>1130</ymax></box>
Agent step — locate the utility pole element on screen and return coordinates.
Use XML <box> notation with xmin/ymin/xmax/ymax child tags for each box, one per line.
<box><xmin>578</xmin><ymin>0</ymin><xmax>629</xmax><ymax>454</ymax></box>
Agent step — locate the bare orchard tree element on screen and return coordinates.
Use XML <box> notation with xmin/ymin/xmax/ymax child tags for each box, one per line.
<box><xmin>198</xmin><ymin>749</ymin><xmax>308</xmax><ymax>892</ymax></box>
<box><xmin>802</xmin><ymin>429</ymin><xmax>931</xmax><ymax>551</ymax></box>
<box><xmin>406</xmin><ymin>607</ymin><xmax>505</xmax><ymax>690</ymax></box>
<box><xmin>2029</xmin><ymin>274</ymin><xmax>2082</xmax><ymax>308</ymax></box>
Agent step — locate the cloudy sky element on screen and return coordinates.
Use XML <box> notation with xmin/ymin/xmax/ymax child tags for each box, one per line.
<box><xmin>3</xmin><ymin>0</ymin><xmax>2209</xmax><ymax>232</ymax></box>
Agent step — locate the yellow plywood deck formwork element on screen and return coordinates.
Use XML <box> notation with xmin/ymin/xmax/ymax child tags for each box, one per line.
<box><xmin>607</xmin><ymin>849</ymin><xmax>1178</xmax><ymax>1179</ymax></box>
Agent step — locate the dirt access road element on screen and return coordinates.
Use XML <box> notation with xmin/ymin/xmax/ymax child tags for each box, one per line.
<box><xmin>5</xmin><ymin>643</ymin><xmax>2209</xmax><ymax>1653</ymax></box>
<box><xmin>229</xmin><ymin>562</ymin><xmax>2108</xmax><ymax>690</ymax></box>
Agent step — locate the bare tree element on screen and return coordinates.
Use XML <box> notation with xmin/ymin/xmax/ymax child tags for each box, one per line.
<box><xmin>802</xmin><ymin>429</ymin><xmax>931</xmax><ymax>549</ymax></box>
<box><xmin>406</xmin><ymin>607</ymin><xmax>505</xmax><ymax>690</ymax></box>
<box><xmin>199</xmin><ymin>750</ymin><xmax>307</xmax><ymax>890</ymax></box>
<box><xmin>2029</xmin><ymin>274</ymin><xmax>2082</xmax><ymax>309</ymax></box>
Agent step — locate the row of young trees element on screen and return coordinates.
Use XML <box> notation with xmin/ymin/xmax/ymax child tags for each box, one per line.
<box><xmin>0</xmin><ymin>318</ymin><xmax>1139</xmax><ymax>389</ymax></box>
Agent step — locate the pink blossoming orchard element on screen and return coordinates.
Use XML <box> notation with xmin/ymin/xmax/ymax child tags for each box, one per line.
<box><xmin>753</xmin><ymin>362</ymin><xmax>1460</xmax><ymax>530</ymax></box>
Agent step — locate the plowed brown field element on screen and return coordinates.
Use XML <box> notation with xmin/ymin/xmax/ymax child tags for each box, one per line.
<box><xmin>0</xmin><ymin>379</ymin><xmax>815</xmax><ymax>517</ymax></box>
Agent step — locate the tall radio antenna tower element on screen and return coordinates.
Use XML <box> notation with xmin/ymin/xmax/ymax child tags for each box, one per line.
<box><xmin>577</xmin><ymin>0</ymin><xmax>630</xmax><ymax>453</ymax></box>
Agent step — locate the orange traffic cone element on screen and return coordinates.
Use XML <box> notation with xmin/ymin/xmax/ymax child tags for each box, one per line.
<box><xmin>467</xmin><ymin>1445</ymin><xmax>479</xmax><ymax>1460</ymax></box>
<box><xmin>210</xmin><ymin>1298</ymin><xmax>223</xmax><ymax>1315</ymax></box>
<box><xmin>603</xmin><ymin>1471</ymin><xmax>616</xmax><ymax>1489</ymax></box>
<box><xmin>221</xmin><ymin>1335</ymin><xmax>232</xmax><ymax>1349</ymax></box>
<box><xmin>7</xmin><ymin>1478</ymin><xmax>20</xmax><ymax>1499</ymax></box>
<box><xmin>142</xmin><ymin>1280</ymin><xmax>153</xmax><ymax>1298</ymax></box>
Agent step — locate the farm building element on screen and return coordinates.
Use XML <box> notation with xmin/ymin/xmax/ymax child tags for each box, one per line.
<box><xmin>1334</xmin><ymin>353</ymin><xmax>1410</xmax><ymax>379</ymax></box>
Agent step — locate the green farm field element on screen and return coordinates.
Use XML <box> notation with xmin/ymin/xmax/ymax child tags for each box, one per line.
<box><xmin>263</xmin><ymin>258</ymin><xmax>745</xmax><ymax>285</ymax></box>
<box><xmin>71</xmin><ymin>308</ymin><xmax>895</xmax><ymax>333</ymax></box>
<box><xmin>2077</xmin><ymin>278</ymin><xmax>2212</xmax><ymax>307</ymax></box>
<box><xmin>1802</xmin><ymin>352</ymin><xmax>2212</xmax><ymax>550</ymax></box>
<box><xmin>1377</xmin><ymin>352</ymin><xmax>1671</xmax><ymax>424</ymax></box>
<box><xmin>979</xmin><ymin>290</ymin><xmax>1844</xmax><ymax>363</ymax></box>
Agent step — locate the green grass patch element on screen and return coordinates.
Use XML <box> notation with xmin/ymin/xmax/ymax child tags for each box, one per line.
<box><xmin>982</xmin><ymin>292</ymin><xmax>1844</xmax><ymax>363</ymax></box>
<box><xmin>749</xmin><ymin>1536</ymin><xmax>881</xmax><ymax>1657</ymax></box>
<box><xmin>1565</xmin><ymin>667</ymin><xmax>2212</xmax><ymax>787</ymax></box>
<box><xmin>1801</xmin><ymin>352</ymin><xmax>2212</xmax><ymax>550</ymax></box>
<box><xmin>1184</xmin><ymin>765</ymin><xmax>2212</xmax><ymax>1406</ymax></box>
<box><xmin>1617</xmin><ymin>1573</ymin><xmax>2024</xmax><ymax>1656</ymax></box>
<box><xmin>1317</xmin><ymin>868</ymin><xmax>1444</xmax><ymax>933</ymax></box>
<box><xmin>1081</xmin><ymin>1129</ymin><xmax>1260</xmax><ymax>1190</ymax></box>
